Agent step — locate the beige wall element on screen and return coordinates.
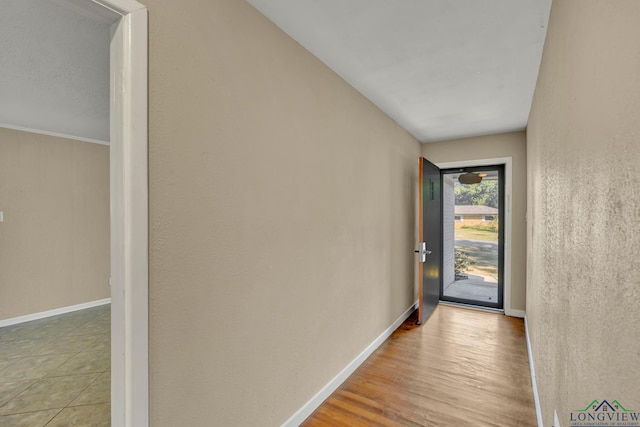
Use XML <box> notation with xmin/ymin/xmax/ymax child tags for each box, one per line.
<box><xmin>0</xmin><ymin>127</ymin><xmax>110</xmax><ymax>320</ymax></box>
<box><xmin>527</xmin><ymin>1</ymin><xmax>640</xmax><ymax>425</ymax></box>
<box><xmin>422</xmin><ymin>131</ymin><xmax>527</xmax><ymax>312</ymax></box>
<box><xmin>146</xmin><ymin>0</ymin><xmax>421</xmax><ymax>425</ymax></box>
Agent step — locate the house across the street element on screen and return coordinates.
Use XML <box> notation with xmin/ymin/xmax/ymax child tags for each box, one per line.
<box><xmin>455</xmin><ymin>205</ymin><xmax>499</xmax><ymax>224</ymax></box>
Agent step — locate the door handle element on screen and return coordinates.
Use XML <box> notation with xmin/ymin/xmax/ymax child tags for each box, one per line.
<box><xmin>415</xmin><ymin>243</ymin><xmax>431</xmax><ymax>262</ymax></box>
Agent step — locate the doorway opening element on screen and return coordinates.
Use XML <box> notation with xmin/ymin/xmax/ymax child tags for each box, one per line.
<box><xmin>1</xmin><ymin>1</ymin><xmax>147</xmax><ymax>425</ymax></box>
<box><xmin>440</xmin><ymin>165</ymin><xmax>504</xmax><ymax>309</ymax></box>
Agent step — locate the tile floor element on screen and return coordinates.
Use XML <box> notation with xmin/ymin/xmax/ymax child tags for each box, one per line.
<box><xmin>0</xmin><ymin>304</ymin><xmax>110</xmax><ymax>426</ymax></box>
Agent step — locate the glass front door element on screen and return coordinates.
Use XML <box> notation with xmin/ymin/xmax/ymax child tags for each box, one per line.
<box><xmin>440</xmin><ymin>166</ymin><xmax>504</xmax><ymax>309</ymax></box>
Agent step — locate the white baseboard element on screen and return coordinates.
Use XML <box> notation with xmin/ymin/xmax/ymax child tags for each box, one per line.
<box><xmin>525</xmin><ymin>315</ymin><xmax>544</xmax><ymax>427</ymax></box>
<box><xmin>281</xmin><ymin>300</ymin><xmax>419</xmax><ymax>427</ymax></box>
<box><xmin>506</xmin><ymin>308</ymin><xmax>526</xmax><ymax>318</ymax></box>
<box><xmin>0</xmin><ymin>298</ymin><xmax>111</xmax><ymax>327</ymax></box>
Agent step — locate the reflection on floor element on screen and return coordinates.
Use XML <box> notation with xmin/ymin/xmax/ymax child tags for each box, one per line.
<box><xmin>443</xmin><ymin>274</ymin><xmax>498</xmax><ymax>303</ymax></box>
<box><xmin>0</xmin><ymin>304</ymin><xmax>110</xmax><ymax>426</ymax></box>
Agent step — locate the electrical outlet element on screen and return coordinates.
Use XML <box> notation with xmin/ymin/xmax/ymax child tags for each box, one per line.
<box><xmin>0</xmin><ymin>211</ymin><xmax>3</xmax><ymax>222</ymax></box>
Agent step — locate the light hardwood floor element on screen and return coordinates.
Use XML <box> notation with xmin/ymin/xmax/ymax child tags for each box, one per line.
<box><xmin>302</xmin><ymin>304</ymin><xmax>537</xmax><ymax>427</ymax></box>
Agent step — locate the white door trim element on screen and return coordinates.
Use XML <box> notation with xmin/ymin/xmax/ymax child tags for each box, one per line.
<box><xmin>91</xmin><ymin>0</ymin><xmax>149</xmax><ymax>426</ymax></box>
<box><xmin>435</xmin><ymin>157</ymin><xmax>519</xmax><ymax>317</ymax></box>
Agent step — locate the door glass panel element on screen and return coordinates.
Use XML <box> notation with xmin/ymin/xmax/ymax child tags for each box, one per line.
<box><xmin>441</xmin><ymin>168</ymin><xmax>502</xmax><ymax>307</ymax></box>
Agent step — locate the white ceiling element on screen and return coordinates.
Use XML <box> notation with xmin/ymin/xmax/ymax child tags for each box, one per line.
<box><xmin>2</xmin><ymin>1</ymin><xmax>551</xmax><ymax>145</ymax></box>
<box><xmin>0</xmin><ymin>0</ymin><xmax>116</xmax><ymax>144</ymax></box>
<box><xmin>247</xmin><ymin>0</ymin><xmax>552</xmax><ymax>143</ymax></box>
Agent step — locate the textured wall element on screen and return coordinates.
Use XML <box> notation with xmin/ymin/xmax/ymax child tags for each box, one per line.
<box><xmin>0</xmin><ymin>127</ymin><xmax>110</xmax><ymax>319</ymax></box>
<box><xmin>527</xmin><ymin>1</ymin><xmax>640</xmax><ymax>425</ymax></box>
<box><xmin>146</xmin><ymin>0</ymin><xmax>421</xmax><ymax>425</ymax></box>
<box><xmin>422</xmin><ymin>131</ymin><xmax>527</xmax><ymax>312</ymax></box>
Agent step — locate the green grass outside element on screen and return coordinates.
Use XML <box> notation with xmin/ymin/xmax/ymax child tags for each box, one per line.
<box><xmin>454</xmin><ymin>227</ymin><xmax>498</xmax><ymax>242</ymax></box>
<box><xmin>455</xmin><ymin>225</ymin><xmax>499</xmax><ymax>278</ymax></box>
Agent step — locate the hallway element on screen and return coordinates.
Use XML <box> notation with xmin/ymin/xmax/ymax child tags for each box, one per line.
<box><xmin>303</xmin><ymin>305</ymin><xmax>537</xmax><ymax>426</ymax></box>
